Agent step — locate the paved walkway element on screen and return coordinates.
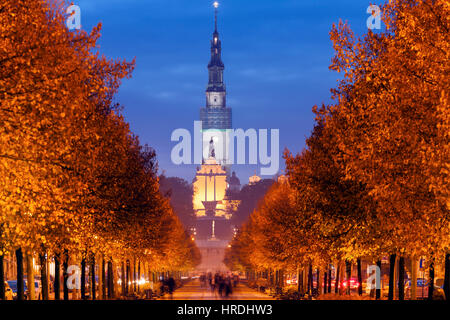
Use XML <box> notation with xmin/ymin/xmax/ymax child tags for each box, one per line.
<box><xmin>160</xmin><ymin>280</ymin><xmax>274</xmax><ymax>300</ymax></box>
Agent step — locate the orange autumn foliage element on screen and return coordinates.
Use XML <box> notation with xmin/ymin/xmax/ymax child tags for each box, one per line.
<box><xmin>226</xmin><ymin>0</ymin><xmax>449</xmax><ymax>279</ymax></box>
<box><xmin>0</xmin><ymin>0</ymin><xmax>199</xmax><ymax>272</ymax></box>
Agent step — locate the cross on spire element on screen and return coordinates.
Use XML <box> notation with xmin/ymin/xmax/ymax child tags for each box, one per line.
<box><xmin>213</xmin><ymin>1</ymin><xmax>219</xmax><ymax>32</ymax></box>
<box><xmin>207</xmin><ymin>0</ymin><xmax>225</xmax><ymax>92</ymax></box>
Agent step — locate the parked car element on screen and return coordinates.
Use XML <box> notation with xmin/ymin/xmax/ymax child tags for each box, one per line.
<box><xmin>4</xmin><ymin>282</ymin><xmax>14</xmax><ymax>300</ymax></box>
<box><xmin>32</xmin><ymin>280</ymin><xmax>42</xmax><ymax>299</ymax></box>
<box><xmin>286</xmin><ymin>278</ymin><xmax>298</xmax><ymax>285</ymax></box>
<box><xmin>342</xmin><ymin>278</ymin><xmax>360</xmax><ymax>290</ymax></box>
<box><xmin>23</xmin><ymin>277</ymin><xmax>42</xmax><ymax>299</ymax></box>
<box><xmin>405</xmin><ymin>278</ymin><xmax>444</xmax><ymax>299</ymax></box>
<box><xmin>330</xmin><ymin>278</ymin><xmax>361</xmax><ymax>290</ymax></box>
<box><xmin>6</xmin><ymin>280</ymin><xmax>28</xmax><ymax>300</ymax></box>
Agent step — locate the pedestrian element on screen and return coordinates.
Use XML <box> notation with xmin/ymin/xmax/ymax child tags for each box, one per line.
<box><xmin>225</xmin><ymin>277</ymin><xmax>232</xmax><ymax>297</ymax></box>
<box><xmin>233</xmin><ymin>274</ymin><xmax>239</xmax><ymax>288</ymax></box>
<box><xmin>208</xmin><ymin>273</ymin><xmax>212</xmax><ymax>288</ymax></box>
<box><xmin>218</xmin><ymin>276</ymin><xmax>225</xmax><ymax>297</ymax></box>
<box><xmin>167</xmin><ymin>276</ymin><xmax>176</xmax><ymax>299</ymax></box>
<box><xmin>200</xmin><ymin>274</ymin><xmax>205</xmax><ymax>288</ymax></box>
<box><xmin>211</xmin><ymin>275</ymin><xmax>216</xmax><ymax>293</ymax></box>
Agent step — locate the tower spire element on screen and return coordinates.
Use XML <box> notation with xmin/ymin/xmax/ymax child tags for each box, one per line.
<box><xmin>214</xmin><ymin>1</ymin><xmax>219</xmax><ymax>32</ymax></box>
<box><xmin>206</xmin><ymin>1</ymin><xmax>225</xmax><ymax>95</ymax></box>
<box><xmin>200</xmin><ymin>0</ymin><xmax>232</xmax><ymax>174</ymax></box>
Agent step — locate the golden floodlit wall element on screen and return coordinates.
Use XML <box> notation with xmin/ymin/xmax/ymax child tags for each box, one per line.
<box><xmin>193</xmin><ymin>158</ymin><xmax>228</xmax><ymax>217</ymax></box>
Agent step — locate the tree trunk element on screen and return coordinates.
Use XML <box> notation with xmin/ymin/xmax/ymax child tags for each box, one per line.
<box><xmin>327</xmin><ymin>266</ymin><xmax>332</xmax><ymax>293</ymax></box>
<box><xmin>133</xmin><ymin>258</ymin><xmax>136</xmax><ymax>292</ymax></box>
<box><xmin>274</xmin><ymin>269</ymin><xmax>277</xmax><ymax>288</ymax></box>
<box><xmin>81</xmin><ymin>257</ymin><xmax>86</xmax><ymax>300</ymax></box>
<box><xmin>63</xmin><ymin>249</ymin><xmax>69</xmax><ymax>300</ymax></box>
<box><xmin>91</xmin><ymin>255</ymin><xmax>96</xmax><ymax>300</ymax></box>
<box><xmin>39</xmin><ymin>253</ymin><xmax>49</xmax><ymax>300</ymax></box>
<box><xmin>388</xmin><ymin>254</ymin><xmax>396</xmax><ymax>300</ymax></box>
<box><xmin>112</xmin><ymin>261</ymin><xmax>118</xmax><ymax>298</ymax></box>
<box><xmin>0</xmin><ymin>254</ymin><xmax>5</xmax><ymax>300</ymax></box>
<box><xmin>107</xmin><ymin>261</ymin><xmax>112</xmax><ymax>299</ymax></box>
<box><xmin>148</xmin><ymin>268</ymin><xmax>152</xmax><ymax>290</ymax></box>
<box><xmin>376</xmin><ymin>260</ymin><xmax>382</xmax><ymax>300</ymax></box>
<box><xmin>297</xmin><ymin>268</ymin><xmax>303</xmax><ymax>295</ymax></box>
<box><xmin>121</xmin><ymin>261</ymin><xmax>126</xmax><ymax>297</ymax></box>
<box><xmin>54</xmin><ymin>253</ymin><xmax>61</xmax><ymax>300</ymax></box>
<box><xmin>398</xmin><ymin>256</ymin><xmax>405</xmax><ymax>300</ymax></box>
<box><xmin>307</xmin><ymin>264</ymin><xmax>313</xmax><ymax>294</ymax></box>
<box><xmin>270</xmin><ymin>270</ymin><xmax>277</xmax><ymax>287</ymax></box>
<box><xmin>108</xmin><ymin>260</ymin><xmax>114</xmax><ymax>299</ymax></box>
<box><xmin>143</xmin><ymin>263</ymin><xmax>147</xmax><ymax>290</ymax></box>
<box><xmin>345</xmin><ymin>261</ymin><xmax>351</xmax><ymax>295</ymax></box>
<box><xmin>357</xmin><ymin>258</ymin><xmax>362</xmax><ymax>296</ymax></box>
<box><xmin>410</xmin><ymin>256</ymin><xmax>417</xmax><ymax>300</ymax></box>
<box><xmin>26</xmin><ymin>252</ymin><xmax>36</xmax><ymax>300</ymax></box>
<box><xmin>125</xmin><ymin>259</ymin><xmax>130</xmax><ymax>296</ymax></box>
<box><xmin>393</xmin><ymin>255</ymin><xmax>398</xmax><ymax>299</ymax></box>
<box><xmin>323</xmin><ymin>269</ymin><xmax>327</xmax><ymax>295</ymax></box>
<box><xmin>138</xmin><ymin>260</ymin><xmax>141</xmax><ymax>293</ymax></box>
<box><xmin>303</xmin><ymin>266</ymin><xmax>308</xmax><ymax>294</ymax></box>
<box><xmin>16</xmin><ymin>248</ymin><xmax>24</xmax><ymax>300</ymax></box>
<box><xmin>280</xmin><ymin>269</ymin><xmax>284</xmax><ymax>288</ymax></box>
<box><xmin>428</xmin><ymin>258</ymin><xmax>435</xmax><ymax>300</ymax></box>
<box><xmin>98</xmin><ymin>257</ymin><xmax>102</xmax><ymax>300</ymax></box>
<box><xmin>443</xmin><ymin>253</ymin><xmax>450</xmax><ymax>301</ymax></box>
<box><xmin>316</xmin><ymin>268</ymin><xmax>321</xmax><ymax>295</ymax></box>
<box><xmin>335</xmin><ymin>263</ymin><xmax>340</xmax><ymax>294</ymax></box>
<box><xmin>102</xmin><ymin>258</ymin><xmax>107</xmax><ymax>299</ymax></box>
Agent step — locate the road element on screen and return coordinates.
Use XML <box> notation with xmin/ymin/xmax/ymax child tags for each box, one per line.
<box><xmin>160</xmin><ymin>280</ymin><xmax>274</xmax><ymax>300</ymax></box>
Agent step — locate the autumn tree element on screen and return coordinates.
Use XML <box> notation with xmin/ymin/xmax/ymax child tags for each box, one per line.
<box><xmin>324</xmin><ymin>0</ymin><xmax>449</xmax><ymax>299</ymax></box>
<box><xmin>0</xmin><ymin>0</ymin><xmax>199</xmax><ymax>300</ymax></box>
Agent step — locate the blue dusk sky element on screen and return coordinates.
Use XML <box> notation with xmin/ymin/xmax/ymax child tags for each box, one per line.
<box><xmin>77</xmin><ymin>0</ymin><xmax>379</xmax><ymax>184</ymax></box>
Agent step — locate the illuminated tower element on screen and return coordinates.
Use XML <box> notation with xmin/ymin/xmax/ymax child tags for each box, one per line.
<box><xmin>200</xmin><ymin>1</ymin><xmax>232</xmax><ymax>172</ymax></box>
<box><xmin>193</xmin><ymin>2</ymin><xmax>236</xmax><ymax>272</ymax></box>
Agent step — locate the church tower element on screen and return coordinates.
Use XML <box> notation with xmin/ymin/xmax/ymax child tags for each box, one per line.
<box><xmin>193</xmin><ymin>2</ymin><xmax>238</xmax><ymax>272</ymax></box>
<box><xmin>200</xmin><ymin>1</ymin><xmax>232</xmax><ymax>172</ymax></box>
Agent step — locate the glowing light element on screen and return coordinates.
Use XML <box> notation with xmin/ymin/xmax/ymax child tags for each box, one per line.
<box><xmin>213</xmin><ymin>1</ymin><xmax>219</xmax><ymax>9</ymax></box>
<box><xmin>192</xmin><ymin>158</ymin><xmax>228</xmax><ymax>217</ymax></box>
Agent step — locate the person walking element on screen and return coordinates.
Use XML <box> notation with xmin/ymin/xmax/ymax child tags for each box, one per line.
<box><xmin>208</xmin><ymin>273</ymin><xmax>212</xmax><ymax>288</ymax></box>
<box><xmin>167</xmin><ymin>277</ymin><xmax>175</xmax><ymax>299</ymax></box>
<box><xmin>200</xmin><ymin>274</ymin><xmax>206</xmax><ymax>288</ymax></box>
<box><xmin>210</xmin><ymin>275</ymin><xmax>216</xmax><ymax>293</ymax></box>
<box><xmin>233</xmin><ymin>274</ymin><xmax>239</xmax><ymax>288</ymax></box>
<box><xmin>225</xmin><ymin>276</ymin><xmax>232</xmax><ymax>298</ymax></box>
<box><xmin>218</xmin><ymin>275</ymin><xmax>225</xmax><ymax>297</ymax></box>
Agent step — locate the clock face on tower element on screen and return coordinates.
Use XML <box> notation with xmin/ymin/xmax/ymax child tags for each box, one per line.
<box><xmin>207</xmin><ymin>92</ymin><xmax>224</xmax><ymax>107</ymax></box>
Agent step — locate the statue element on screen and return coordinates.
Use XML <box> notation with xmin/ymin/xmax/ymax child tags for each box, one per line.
<box><xmin>209</xmin><ymin>137</ymin><xmax>215</xmax><ymax>158</ymax></box>
<box><xmin>211</xmin><ymin>220</ymin><xmax>216</xmax><ymax>239</ymax></box>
